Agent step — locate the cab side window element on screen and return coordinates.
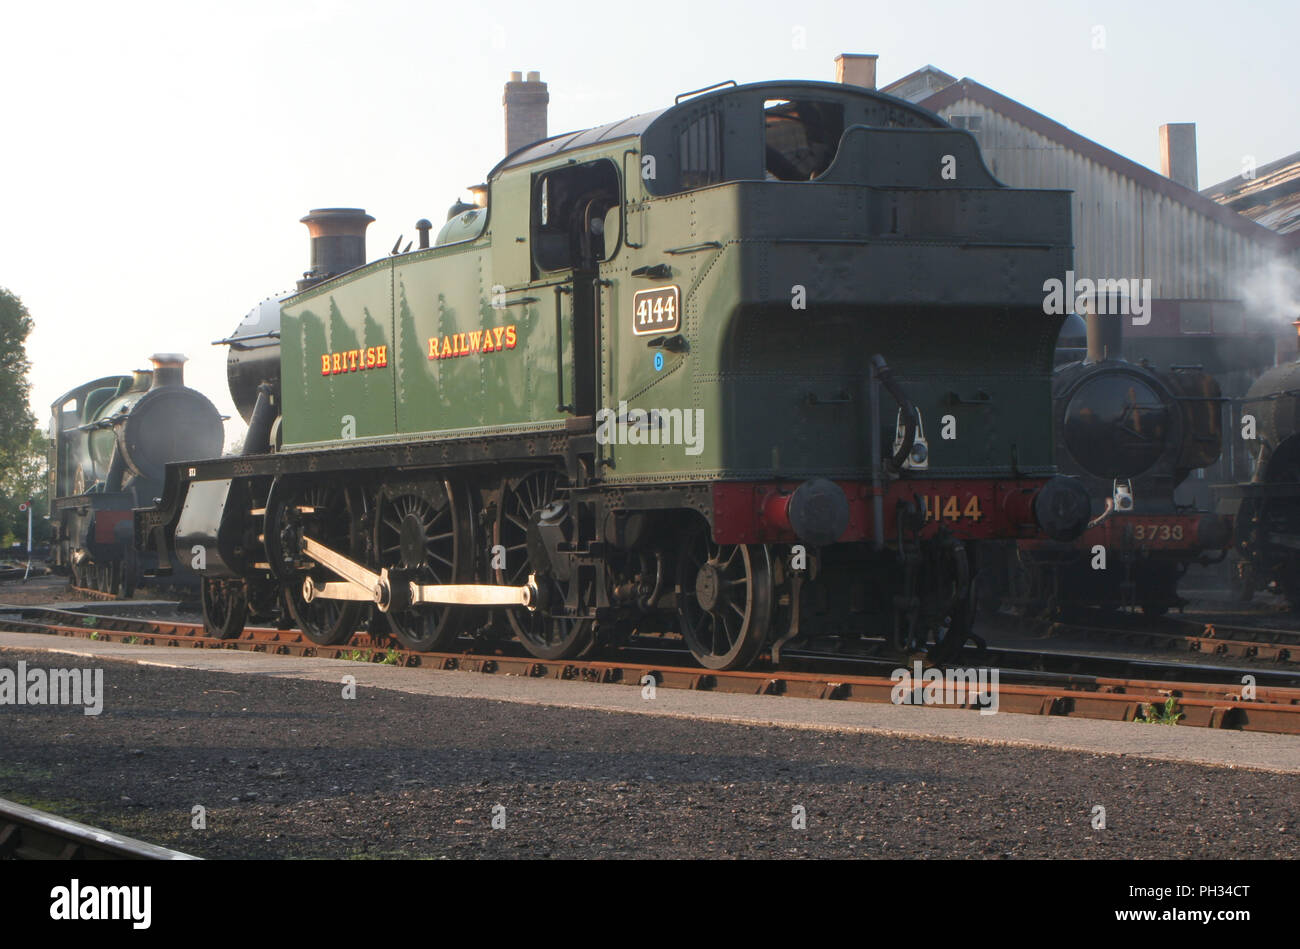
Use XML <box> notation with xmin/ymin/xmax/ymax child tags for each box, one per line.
<box><xmin>532</xmin><ymin>159</ymin><xmax>621</xmax><ymax>273</ymax></box>
<box><xmin>679</xmin><ymin>111</ymin><xmax>722</xmax><ymax>189</ymax></box>
<box><xmin>764</xmin><ymin>99</ymin><xmax>845</xmax><ymax>180</ymax></box>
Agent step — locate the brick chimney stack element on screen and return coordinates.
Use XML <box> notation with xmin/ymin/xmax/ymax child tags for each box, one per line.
<box><xmin>834</xmin><ymin>53</ymin><xmax>878</xmax><ymax>90</ymax></box>
<box><xmin>1158</xmin><ymin>123</ymin><xmax>1198</xmax><ymax>191</ymax></box>
<box><xmin>503</xmin><ymin>70</ymin><xmax>549</xmax><ymax>155</ymax></box>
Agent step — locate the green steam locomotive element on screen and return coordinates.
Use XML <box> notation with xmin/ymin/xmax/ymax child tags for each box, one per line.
<box><xmin>50</xmin><ymin>356</ymin><xmax>224</xmax><ymax>594</ymax></box>
<box><xmin>139</xmin><ymin>79</ymin><xmax>1089</xmax><ymax>669</ymax></box>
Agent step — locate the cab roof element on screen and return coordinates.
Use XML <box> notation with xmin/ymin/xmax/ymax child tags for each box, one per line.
<box><xmin>486</xmin><ymin>79</ymin><xmax>945</xmax><ymax>180</ymax></box>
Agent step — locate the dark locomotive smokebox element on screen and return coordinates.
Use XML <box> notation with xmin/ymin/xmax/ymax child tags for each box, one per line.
<box><xmin>788</xmin><ymin>479</ymin><xmax>850</xmax><ymax>547</ymax></box>
<box><xmin>1033</xmin><ymin>475</ymin><xmax>1091</xmax><ymax>542</ymax></box>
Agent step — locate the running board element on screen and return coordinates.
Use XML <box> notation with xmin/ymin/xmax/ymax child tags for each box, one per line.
<box><xmin>299</xmin><ymin>536</ymin><xmax>536</xmax><ymax>612</ymax></box>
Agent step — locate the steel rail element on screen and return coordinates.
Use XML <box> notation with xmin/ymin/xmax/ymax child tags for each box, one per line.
<box><xmin>0</xmin><ymin>797</ymin><xmax>198</xmax><ymax>860</ymax></box>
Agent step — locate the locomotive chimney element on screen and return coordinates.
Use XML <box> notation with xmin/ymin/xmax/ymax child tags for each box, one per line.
<box><xmin>503</xmin><ymin>70</ymin><xmax>549</xmax><ymax>155</ymax></box>
<box><xmin>149</xmin><ymin>353</ymin><xmax>187</xmax><ymax>388</ymax></box>
<box><xmin>1085</xmin><ymin>311</ymin><xmax>1124</xmax><ymax>363</ymax></box>
<box><xmin>1158</xmin><ymin>123</ymin><xmax>1198</xmax><ymax>191</ymax></box>
<box><xmin>834</xmin><ymin>53</ymin><xmax>878</xmax><ymax>90</ymax></box>
<box><xmin>297</xmin><ymin>208</ymin><xmax>375</xmax><ymax>292</ymax></box>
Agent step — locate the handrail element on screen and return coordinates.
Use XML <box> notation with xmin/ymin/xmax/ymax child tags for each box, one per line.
<box><xmin>674</xmin><ymin>80</ymin><xmax>737</xmax><ymax>104</ymax></box>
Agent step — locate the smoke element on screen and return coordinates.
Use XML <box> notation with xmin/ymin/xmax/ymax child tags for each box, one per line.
<box><xmin>1238</xmin><ymin>256</ymin><xmax>1300</xmax><ymax>328</ymax></box>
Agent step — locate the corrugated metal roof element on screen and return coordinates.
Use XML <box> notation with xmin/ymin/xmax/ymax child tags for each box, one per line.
<box><xmin>1203</xmin><ymin>152</ymin><xmax>1300</xmax><ymax>236</ymax></box>
<box><xmin>917</xmin><ymin>78</ymin><xmax>1288</xmax><ymax>251</ymax></box>
<box><xmin>1241</xmin><ymin>194</ymin><xmax>1300</xmax><ymax>235</ymax></box>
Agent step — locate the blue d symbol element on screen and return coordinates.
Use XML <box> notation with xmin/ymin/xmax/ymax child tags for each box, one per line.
<box><xmin>654</xmin><ymin>351</ymin><xmax>664</xmax><ymax>371</ymax></box>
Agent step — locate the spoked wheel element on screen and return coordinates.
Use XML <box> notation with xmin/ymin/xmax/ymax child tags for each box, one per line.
<box><xmin>495</xmin><ymin>469</ymin><xmax>596</xmax><ymax>660</ymax></box>
<box><xmin>201</xmin><ymin>577</ymin><xmax>248</xmax><ymax>640</ymax></box>
<box><xmin>374</xmin><ymin>479</ymin><xmax>474</xmax><ymax>652</ymax></box>
<box><xmin>265</xmin><ymin>477</ymin><xmax>366</xmax><ymax>646</ymax></box>
<box><xmin>676</xmin><ymin>526</ymin><xmax>773</xmax><ymax>670</ymax></box>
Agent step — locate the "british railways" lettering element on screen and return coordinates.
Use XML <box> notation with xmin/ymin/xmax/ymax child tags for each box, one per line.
<box><xmin>321</xmin><ymin>345</ymin><xmax>388</xmax><ymax>376</ymax></box>
<box><xmin>429</xmin><ymin>325</ymin><xmax>516</xmax><ymax>360</ymax></box>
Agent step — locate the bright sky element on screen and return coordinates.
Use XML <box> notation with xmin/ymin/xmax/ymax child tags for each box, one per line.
<box><xmin>3</xmin><ymin>0</ymin><xmax>1294</xmax><ymax>446</ymax></box>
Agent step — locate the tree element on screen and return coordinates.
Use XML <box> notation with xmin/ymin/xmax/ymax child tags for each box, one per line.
<box><xmin>0</xmin><ymin>428</ymin><xmax>50</xmax><ymax>549</ymax></box>
<box><xmin>0</xmin><ymin>288</ymin><xmax>40</xmax><ymax>549</ymax></box>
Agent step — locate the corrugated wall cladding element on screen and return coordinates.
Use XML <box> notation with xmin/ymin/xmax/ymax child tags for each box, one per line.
<box><xmin>937</xmin><ymin>99</ymin><xmax>1274</xmax><ymax>299</ymax></box>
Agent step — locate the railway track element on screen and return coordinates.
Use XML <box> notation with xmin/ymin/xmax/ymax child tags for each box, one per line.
<box><xmin>69</xmin><ymin>585</ymin><xmax>120</xmax><ymax>601</ymax></box>
<box><xmin>4</xmin><ymin>603</ymin><xmax>1300</xmax><ymax>735</ymax></box>
<box><xmin>0</xmin><ymin>797</ymin><xmax>196</xmax><ymax>860</ymax></box>
<box><xmin>999</xmin><ymin>609</ymin><xmax>1300</xmax><ymax>666</ymax></box>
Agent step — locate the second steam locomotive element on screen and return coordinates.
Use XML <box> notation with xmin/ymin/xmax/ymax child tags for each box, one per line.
<box><xmin>986</xmin><ymin>312</ymin><xmax>1231</xmax><ymax>616</ymax></box>
<box><xmin>49</xmin><ymin>356</ymin><xmax>224</xmax><ymax>595</ymax></box>
<box><xmin>139</xmin><ymin>79</ymin><xmax>1091</xmax><ymax>668</ymax></box>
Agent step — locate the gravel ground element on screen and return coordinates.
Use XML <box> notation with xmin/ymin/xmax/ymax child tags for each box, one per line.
<box><xmin>0</xmin><ymin>573</ymin><xmax>200</xmax><ymax>623</ymax></box>
<box><xmin>1</xmin><ymin>648</ymin><xmax>1297</xmax><ymax>859</ymax></box>
<box><xmin>0</xmin><ymin>573</ymin><xmax>94</xmax><ymax>607</ymax></box>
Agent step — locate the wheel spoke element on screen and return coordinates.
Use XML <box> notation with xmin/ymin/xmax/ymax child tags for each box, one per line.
<box><xmin>709</xmin><ymin>613</ymin><xmax>726</xmax><ymax>654</ymax></box>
